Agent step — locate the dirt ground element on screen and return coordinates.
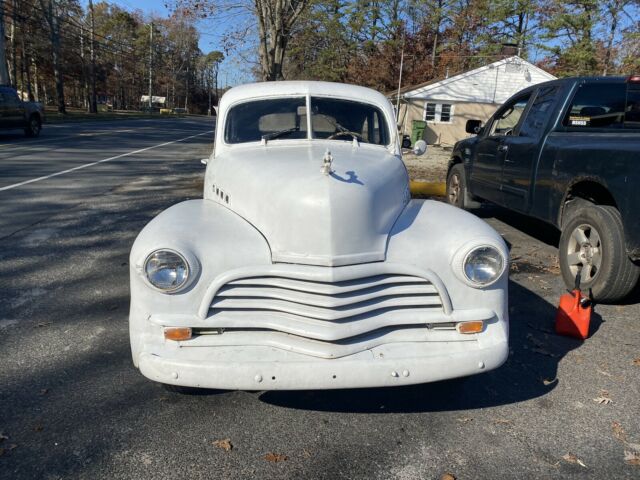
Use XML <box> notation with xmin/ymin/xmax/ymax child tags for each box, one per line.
<box><xmin>403</xmin><ymin>146</ymin><xmax>451</xmax><ymax>183</ymax></box>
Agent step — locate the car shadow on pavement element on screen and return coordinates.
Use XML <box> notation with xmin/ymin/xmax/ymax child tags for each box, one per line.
<box><xmin>257</xmin><ymin>280</ymin><xmax>603</xmax><ymax>413</ymax></box>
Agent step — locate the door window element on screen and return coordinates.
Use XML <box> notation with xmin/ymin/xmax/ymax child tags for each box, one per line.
<box><xmin>625</xmin><ymin>84</ymin><xmax>640</xmax><ymax>129</ymax></box>
<box><xmin>489</xmin><ymin>95</ymin><xmax>531</xmax><ymax>136</ymax></box>
<box><xmin>563</xmin><ymin>83</ymin><xmax>626</xmax><ymax>128</ymax></box>
<box><xmin>519</xmin><ymin>86</ymin><xmax>559</xmax><ymax>138</ymax></box>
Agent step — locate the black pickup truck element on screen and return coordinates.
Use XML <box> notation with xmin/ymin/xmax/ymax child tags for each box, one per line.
<box><xmin>447</xmin><ymin>76</ymin><xmax>640</xmax><ymax>302</ymax></box>
<box><xmin>0</xmin><ymin>85</ymin><xmax>45</xmax><ymax>137</ymax></box>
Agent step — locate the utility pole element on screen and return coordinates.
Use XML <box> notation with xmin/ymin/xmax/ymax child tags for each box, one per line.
<box><xmin>148</xmin><ymin>22</ymin><xmax>153</xmax><ymax>111</ymax></box>
<box><xmin>88</xmin><ymin>0</ymin><xmax>97</xmax><ymax>113</ymax></box>
<box><xmin>395</xmin><ymin>35</ymin><xmax>405</xmax><ymax>121</ymax></box>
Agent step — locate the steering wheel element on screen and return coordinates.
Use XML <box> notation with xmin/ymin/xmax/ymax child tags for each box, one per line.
<box><xmin>328</xmin><ymin>130</ymin><xmax>363</xmax><ymax>140</ymax></box>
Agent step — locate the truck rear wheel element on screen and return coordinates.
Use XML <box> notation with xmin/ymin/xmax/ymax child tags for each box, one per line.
<box><xmin>25</xmin><ymin>115</ymin><xmax>41</xmax><ymax>137</ymax></box>
<box><xmin>446</xmin><ymin>164</ymin><xmax>480</xmax><ymax>210</ymax></box>
<box><xmin>559</xmin><ymin>205</ymin><xmax>639</xmax><ymax>303</ymax></box>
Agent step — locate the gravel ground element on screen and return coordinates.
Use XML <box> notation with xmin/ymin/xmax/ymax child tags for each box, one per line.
<box><xmin>403</xmin><ymin>146</ymin><xmax>451</xmax><ymax>183</ymax></box>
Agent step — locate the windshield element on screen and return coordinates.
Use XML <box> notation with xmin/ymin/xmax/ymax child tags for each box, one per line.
<box><xmin>310</xmin><ymin>97</ymin><xmax>389</xmax><ymax>145</ymax></box>
<box><xmin>224</xmin><ymin>96</ymin><xmax>390</xmax><ymax>145</ymax></box>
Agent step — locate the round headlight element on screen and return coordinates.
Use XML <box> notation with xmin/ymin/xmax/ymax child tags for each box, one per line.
<box><xmin>144</xmin><ymin>250</ymin><xmax>190</xmax><ymax>292</ymax></box>
<box><xmin>463</xmin><ymin>246</ymin><xmax>505</xmax><ymax>286</ymax></box>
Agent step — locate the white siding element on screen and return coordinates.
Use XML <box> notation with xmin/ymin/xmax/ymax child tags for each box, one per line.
<box><xmin>403</xmin><ymin>57</ymin><xmax>556</xmax><ymax>104</ymax></box>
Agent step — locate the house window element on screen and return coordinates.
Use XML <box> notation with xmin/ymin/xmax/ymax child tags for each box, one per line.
<box><xmin>424</xmin><ymin>102</ymin><xmax>454</xmax><ymax>123</ymax></box>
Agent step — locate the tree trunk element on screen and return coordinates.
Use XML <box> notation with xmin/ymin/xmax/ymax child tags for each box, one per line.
<box><xmin>40</xmin><ymin>0</ymin><xmax>66</xmax><ymax>114</ymax></box>
<box><xmin>88</xmin><ymin>0</ymin><xmax>98</xmax><ymax>113</ymax></box>
<box><xmin>602</xmin><ymin>0</ymin><xmax>621</xmax><ymax>76</ymax></box>
<box><xmin>10</xmin><ymin>0</ymin><xmax>17</xmax><ymax>87</ymax></box>
<box><xmin>0</xmin><ymin>1</ymin><xmax>9</xmax><ymax>84</ymax></box>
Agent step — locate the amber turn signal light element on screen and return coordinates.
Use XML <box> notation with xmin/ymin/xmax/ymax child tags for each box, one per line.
<box><xmin>164</xmin><ymin>327</ymin><xmax>192</xmax><ymax>341</ymax></box>
<box><xmin>456</xmin><ymin>321</ymin><xmax>484</xmax><ymax>334</ymax></box>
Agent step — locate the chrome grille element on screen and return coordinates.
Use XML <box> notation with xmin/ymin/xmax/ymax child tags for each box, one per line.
<box><xmin>205</xmin><ymin>267</ymin><xmax>448</xmax><ymax>342</ymax></box>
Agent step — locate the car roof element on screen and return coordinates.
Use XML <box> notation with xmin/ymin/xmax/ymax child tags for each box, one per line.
<box><xmin>220</xmin><ymin>81</ymin><xmax>391</xmax><ymax>108</ymax></box>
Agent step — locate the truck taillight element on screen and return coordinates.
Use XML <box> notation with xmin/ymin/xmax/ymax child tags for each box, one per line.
<box><xmin>627</xmin><ymin>75</ymin><xmax>640</xmax><ymax>83</ymax></box>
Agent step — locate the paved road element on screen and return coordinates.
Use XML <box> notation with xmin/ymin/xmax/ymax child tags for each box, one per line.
<box><xmin>0</xmin><ymin>119</ymin><xmax>639</xmax><ymax>479</ymax></box>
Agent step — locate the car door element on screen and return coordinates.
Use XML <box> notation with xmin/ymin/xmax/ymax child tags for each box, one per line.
<box><xmin>469</xmin><ymin>93</ymin><xmax>532</xmax><ymax>204</ymax></box>
<box><xmin>499</xmin><ymin>86</ymin><xmax>560</xmax><ymax>212</ymax></box>
<box><xmin>0</xmin><ymin>89</ymin><xmax>24</xmax><ymax>127</ymax></box>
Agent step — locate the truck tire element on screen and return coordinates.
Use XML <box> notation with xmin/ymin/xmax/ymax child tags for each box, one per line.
<box><xmin>25</xmin><ymin>115</ymin><xmax>42</xmax><ymax>138</ymax></box>
<box><xmin>559</xmin><ymin>205</ymin><xmax>639</xmax><ymax>303</ymax></box>
<box><xmin>446</xmin><ymin>163</ymin><xmax>480</xmax><ymax>209</ymax></box>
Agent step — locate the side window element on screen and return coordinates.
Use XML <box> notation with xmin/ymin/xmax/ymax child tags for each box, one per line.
<box><xmin>425</xmin><ymin>103</ymin><xmax>436</xmax><ymax>121</ymax></box>
<box><xmin>490</xmin><ymin>95</ymin><xmax>530</xmax><ymax>136</ymax></box>
<box><xmin>564</xmin><ymin>83</ymin><xmax>625</xmax><ymax>128</ymax></box>
<box><xmin>625</xmin><ymin>84</ymin><xmax>640</xmax><ymax>129</ymax></box>
<box><xmin>519</xmin><ymin>86</ymin><xmax>559</xmax><ymax>138</ymax></box>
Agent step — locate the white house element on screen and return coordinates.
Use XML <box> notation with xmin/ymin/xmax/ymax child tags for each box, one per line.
<box><xmin>394</xmin><ymin>56</ymin><xmax>557</xmax><ymax>146</ymax></box>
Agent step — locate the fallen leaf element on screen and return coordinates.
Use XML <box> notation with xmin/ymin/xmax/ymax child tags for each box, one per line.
<box><xmin>441</xmin><ymin>474</ymin><xmax>456</xmax><ymax>480</ymax></box>
<box><xmin>563</xmin><ymin>453</ymin><xmax>587</xmax><ymax>467</ymax></box>
<box><xmin>264</xmin><ymin>452</ymin><xmax>288</xmax><ymax>462</ymax></box>
<box><xmin>0</xmin><ymin>448</ymin><xmax>4</xmax><ymax>457</ymax></box>
<box><xmin>39</xmin><ymin>388</ymin><xmax>49</xmax><ymax>396</ymax></box>
<box><xmin>0</xmin><ymin>433</ymin><xmax>8</xmax><ymax>442</ymax></box>
<box><xmin>612</xmin><ymin>422</ymin><xmax>627</xmax><ymax>442</ymax></box>
<box><xmin>542</xmin><ymin>378</ymin><xmax>556</xmax><ymax>386</ymax></box>
<box><xmin>212</xmin><ymin>439</ymin><xmax>233</xmax><ymax>452</ymax></box>
<box><xmin>34</xmin><ymin>424</ymin><xmax>43</xmax><ymax>432</ymax></box>
<box><xmin>597</xmin><ymin>370</ymin><xmax>612</xmax><ymax>377</ymax></box>
<box><xmin>492</xmin><ymin>418</ymin><xmax>512</xmax><ymax>425</ymax></box>
<box><xmin>593</xmin><ymin>390</ymin><xmax>612</xmax><ymax>405</ymax></box>
<box><xmin>456</xmin><ymin>417</ymin><xmax>473</xmax><ymax>424</ymax></box>
<box><xmin>302</xmin><ymin>449</ymin><xmax>311</xmax><ymax>458</ymax></box>
<box><xmin>35</xmin><ymin>322</ymin><xmax>52</xmax><ymax>328</ymax></box>
<box><xmin>624</xmin><ymin>450</ymin><xmax>640</xmax><ymax>466</ymax></box>
<box><xmin>526</xmin><ymin>333</ymin><xmax>546</xmax><ymax>348</ymax></box>
<box><xmin>531</xmin><ymin>347</ymin><xmax>559</xmax><ymax>358</ymax></box>
<box><xmin>633</xmin><ymin>358</ymin><xmax>640</xmax><ymax>366</ymax></box>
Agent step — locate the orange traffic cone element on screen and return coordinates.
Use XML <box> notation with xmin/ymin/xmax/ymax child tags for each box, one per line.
<box><xmin>555</xmin><ymin>270</ymin><xmax>592</xmax><ymax>340</ymax></box>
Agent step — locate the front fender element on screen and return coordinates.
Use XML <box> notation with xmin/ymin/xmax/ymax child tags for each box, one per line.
<box><xmin>386</xmin><ymin>199</ymin><xmax>509</xmax><ymax>315</ymax></box>
<box><xmin>129</xmin><ymin>199</ymin><xmax>271</xmax><ymax>362</ymax></box>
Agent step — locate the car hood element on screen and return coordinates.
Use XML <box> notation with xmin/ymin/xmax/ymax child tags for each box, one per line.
<box><xmin>206</xmin><ymin>142</ymin><xmax>410</xmax><ymax>266</ymax></box>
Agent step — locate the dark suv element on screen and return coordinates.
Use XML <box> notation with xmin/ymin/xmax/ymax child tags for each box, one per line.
<box><xmin>0</xmin><ymin>85</ymin><xmax>45</xmax><ymax>137</ymax></box>
<box><xmin>447</xmin><ymin>76</ymin><xmax>640</xmax><ymax>302</ymax></box>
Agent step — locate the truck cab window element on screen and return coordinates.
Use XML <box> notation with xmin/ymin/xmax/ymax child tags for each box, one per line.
<box><xmin>490</xmin><ymin>95</ymin><xmax>530</xmax><ymax>136</ymax></box>
<box><xmin>625</xmin><ymin>84</ymin><xmax>640</xmax><ymax>129</ymax></box>
<box><xmin>564</xmin><ymin>83</ymin><xmax>625</xmax><ymax>129</ymax></box>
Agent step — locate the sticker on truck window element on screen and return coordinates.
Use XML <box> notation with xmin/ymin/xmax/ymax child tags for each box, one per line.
<box><xmin>568</xmin><ymin>116</ymin><xmax>589</xmax><ymax>126</ymax></box>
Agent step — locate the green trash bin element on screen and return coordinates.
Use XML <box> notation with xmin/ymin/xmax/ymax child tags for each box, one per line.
<box><xmin>411</xmin><ymin>120</ymin><xmax>427</xmax><ymax>146</ymax></box>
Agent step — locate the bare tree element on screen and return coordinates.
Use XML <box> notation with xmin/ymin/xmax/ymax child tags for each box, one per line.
<box><xmin>38</xmin><ymin>0</ymin><xmax>66</xmax><ymax>113</ymax></box>
<box><xmin>168</xmin><ymin>0</ymin><xmax>309</xmax><ymax>81</ymax></box>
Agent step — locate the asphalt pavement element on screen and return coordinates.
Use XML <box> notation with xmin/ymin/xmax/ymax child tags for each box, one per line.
<box><xmin>0</xmin><ymin>118</ymin><xmax>639</xmax><ymax>479</ymax></box>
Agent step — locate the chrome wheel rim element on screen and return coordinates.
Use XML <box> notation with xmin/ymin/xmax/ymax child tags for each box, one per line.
<box><xmin>566</xmin><ymin>223</ymin><xmax>602</xmax><ymax>283</ymax></box>
<box><xmin>448</xmin><ymin>173</ymin><xmax>461</xmax><ymax>204</ymax></box>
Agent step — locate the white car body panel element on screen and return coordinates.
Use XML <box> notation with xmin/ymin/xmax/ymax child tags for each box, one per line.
<box><xmin>129</xmin><ymin>81</ymin><xmax>509</xmax><ymax>390</ymax></box>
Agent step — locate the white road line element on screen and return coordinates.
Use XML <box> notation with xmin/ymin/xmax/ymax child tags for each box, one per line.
<box><xmin>0</xmin><ymin>130</ymin><xmax>213</xmax><ymax>193</ymax></box>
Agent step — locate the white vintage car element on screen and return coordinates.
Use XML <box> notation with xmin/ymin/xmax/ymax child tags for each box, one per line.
<box><xmin>129</xmin><ymin>81</ymin><xmax>509</xmax><ymax>390</ymax></box>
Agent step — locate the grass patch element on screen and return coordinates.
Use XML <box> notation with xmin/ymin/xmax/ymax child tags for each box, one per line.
<box><xmin>44</xmin><ymin>106</ymin><xmax>197</xmax><ymax>124</ymax></box>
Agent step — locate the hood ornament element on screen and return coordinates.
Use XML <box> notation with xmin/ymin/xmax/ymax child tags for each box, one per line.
<box><xmin>321</xmin><ymin>149</ymin><xmax>333</xmax><ymax>175</ymax></box>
